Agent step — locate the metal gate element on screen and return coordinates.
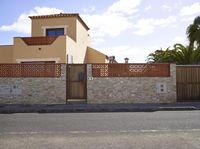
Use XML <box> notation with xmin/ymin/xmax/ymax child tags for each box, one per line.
<box><xmin>177</xmin><ymin>65</ymin><xmax>200</xmax><ymax>101</ymax></box>
<box><xmin>67</xmin><ymin>64</ymin><xmax>87</xmax><ymax>102</ymax></box>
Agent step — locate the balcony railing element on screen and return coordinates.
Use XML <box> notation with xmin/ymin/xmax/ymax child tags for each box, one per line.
<box><xmin>21</xmin><ymin>36</ymin><xmax>58</xmax><ymax>45</ymax></box>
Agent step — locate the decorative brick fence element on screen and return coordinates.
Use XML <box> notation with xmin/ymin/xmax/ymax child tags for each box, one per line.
<box><xmin>87</xmin><ymin>64</ymin><xmax>176</xmax><ymax>104</ymax></box>
<box><xmin>0</xmin><ymin>64</ymin><xmax>66</xmax><ymax>104</ymax></box>
<box><xmin>92</xmin><ymin>63</ymin><xmax>170</xmax><ymax>77</ymax></box>
<box><xmin>0</xmin><ymin>63</ymin><xmax>61</xmax><ymax>77</ymax></box>
<box><xmin>0</xmin><ymin>63</ymin><xmax>176</xmax><ymax>104</ymax></box>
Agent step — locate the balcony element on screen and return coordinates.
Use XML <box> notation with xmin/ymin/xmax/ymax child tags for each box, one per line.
<box><xmin>21</xmin><ymin>36</ymin><xmax>58</xmax><ymax>45</ymax></box>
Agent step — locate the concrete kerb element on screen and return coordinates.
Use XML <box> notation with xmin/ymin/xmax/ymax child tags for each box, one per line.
<box><xmin>0</xmin><ymin>102</ymin><xmax>200</xmax><ymax>113</ymax></box>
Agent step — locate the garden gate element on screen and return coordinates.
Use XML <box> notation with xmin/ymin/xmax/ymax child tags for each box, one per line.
<box><xmin>66</xmin><ymin>64</ymin><xmax>87</xmax><ymax>102</ymax></box>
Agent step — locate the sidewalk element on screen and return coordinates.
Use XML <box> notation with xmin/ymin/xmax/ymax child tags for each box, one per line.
<box><xmin>0</xmin><ymin>102</ymin><xmax>200</xmax><ymax>113</ymax></box>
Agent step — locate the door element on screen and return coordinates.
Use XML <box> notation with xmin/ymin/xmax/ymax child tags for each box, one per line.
<box><xmin>67</xmin><ymin>64</ymin><xmax>87</xmax><ymax>101</ymax></box>
<box><xmin>176</xmin><ymin>66</ymin><xmax>200</xmax><ymax>101</ymax></box>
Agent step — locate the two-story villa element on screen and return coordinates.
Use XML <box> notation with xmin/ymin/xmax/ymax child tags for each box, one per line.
<box><xmin>0</xmin><ymin>13</ymin><xmax>109</xmax><ymax>64</ymax></box>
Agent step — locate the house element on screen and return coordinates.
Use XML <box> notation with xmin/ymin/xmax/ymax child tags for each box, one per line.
<box><xmin>0</xmin><ymin>13</ymin><xmax>109</xmax><ymax>64</ymax></box>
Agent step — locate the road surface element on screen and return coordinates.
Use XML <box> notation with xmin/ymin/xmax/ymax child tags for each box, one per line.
<box><xmin>1</xmin><ymin>111</ymin><xmax>200</xmax><ymax>149</ymax></box>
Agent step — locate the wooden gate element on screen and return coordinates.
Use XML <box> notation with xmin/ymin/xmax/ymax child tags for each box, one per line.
<box><xmin>67</xmin><ymin>64</ymin><xmax>87</xmax><ymax>102</ymax></box>
<box><xmin>177</xmin><ymin>65</ymin><xmax>200</xmax><ymax>101</ymax></box>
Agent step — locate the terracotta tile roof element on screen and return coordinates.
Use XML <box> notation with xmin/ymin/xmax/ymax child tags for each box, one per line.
<box><xmin>29</xmin><ymin>13</ymin><xmax>89</xmax><ymax>30</ymax></box>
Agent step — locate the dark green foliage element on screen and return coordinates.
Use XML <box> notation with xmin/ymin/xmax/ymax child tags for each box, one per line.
<box><xmin>148</xmin><ymin>44</ymin><xmax>200</xmax><ymax>64</ymax></box>
<box><xmin>187</xmin><ymin>16</ymin><xmax>200</xmax><ymax>49</ymax></box>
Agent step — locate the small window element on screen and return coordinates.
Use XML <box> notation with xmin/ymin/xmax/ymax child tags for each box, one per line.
<box><xmin>46</xmin><ymin>28</ymin><xmax>64</xmax><ymax>36</ymax></box>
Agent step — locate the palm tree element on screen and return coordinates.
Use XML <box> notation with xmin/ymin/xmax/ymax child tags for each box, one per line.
<box><xmin>148</xmin><ymin>44</ymin><xmax>200</xmax><ymax>64</ymax></box>
<box><xmin>172</xmin><ymin>44</ymin><xmax>194</xmax><ymax>64</ymax></box>
<box><xmin>186</xmin><ymin>16</ymin><xmax>200</xmax><ymax>49</ymax></box>
<box><xmin>147</xmin><ymin>47</ymin><xmax>175</xmax><ymax>63</ymax></box>
<box><xmin>193</xmin><ymin>46</ymin><xmax>200</xmax><ymax>64</ymax></box>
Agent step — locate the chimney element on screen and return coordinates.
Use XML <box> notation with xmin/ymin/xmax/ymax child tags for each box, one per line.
<box><xmin>109</xmin><ymin>56</ymin><xmax>116</xmax><ymax>63</ymax></box>
<box><xmin>124</xmin><ymin>57</ymin><xmax>129</xmax><ymax>63</ymax></box>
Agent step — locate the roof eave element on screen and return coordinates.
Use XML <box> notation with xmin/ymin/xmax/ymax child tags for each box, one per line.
<box><xmin>29</xmin><ymin>13</ymin><xmax>90</xmax><ymax>31</ymax></box>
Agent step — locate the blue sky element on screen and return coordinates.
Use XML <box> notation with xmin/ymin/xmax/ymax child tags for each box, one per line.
<box><xmin>1</xmin><ymin>0</ymin><xmax>200</xmax><ymax>62</ymax></box>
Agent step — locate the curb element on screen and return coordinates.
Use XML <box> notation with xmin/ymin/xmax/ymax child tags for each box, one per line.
<box><xmin>158</xmin><ymin>106</ymin><xmax>198</xmax><ymax>111</ymax></box>
<box><xmin>0</xmin><ymin>105</ymin><xmax>199</xmax><ymax>114</ymax></box>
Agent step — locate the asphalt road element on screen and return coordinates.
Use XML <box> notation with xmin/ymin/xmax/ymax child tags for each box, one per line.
<box><xmin>1</xmin><ymin>111</ymin><xmax>200</xmax><ymax>149</ymax></box>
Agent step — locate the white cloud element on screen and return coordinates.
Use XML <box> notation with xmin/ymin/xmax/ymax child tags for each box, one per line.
<box><xmin>82</xmin><ymin>12</ymin><xmax>132</xmax><ymax>38</ymax></box>
<box><xmin>133</xmin><ymin>16</ymin><xmax>177</xmax><ymax>36</ymax></box>
<box><xmin>82</xmin><ymin>0</ymin><xmax>142</xmax><ymax>45</ymax></box>
<box><xmin>180</xmin><ymin>2</ymin><xmax>200</xmax><ymax>16</ymax></box>
<box><xmin>0</xmin><ymin>7</ymin><xmax>64</xmax><ymax>34</ymax></box>
<box><xmin>145</xmin><ymin>5</ymin><xmax>152</xmax><ymax>11</ymax></box>
<box><xmin>97</xmin><ymin>45</ymin><xmax>139</xmax><ymax>63</ymax></box>
<box><xmin>96</xmin><ymin>45</ymin><xmax>157</xmax><ymax>63</ymax></box>
<box><xmin>83</xmin><ymin>6</ymin><xmax>96</xmax><ymax>13</ymax></box>
<box><xmin>108</xmin><ymin>0</ymin><xmax>141</xmax><ymax>15</ymax></box>
<box><xmin>181</xmin><ymin>16</ymin><xmax>196</xmax><ymax>22</ymax></box>
<box><xmin>91</xmin><ymin>37</ymin><xmax>105</xmax><ymax>45</ymax></box>
<box><xmin>173</xmin><ymin>36</ymin><xmax>187</xmax><ymax>44</ymax></box>
<box><xmin>161</xmin><ymin>5</ymin><xmax>172</xmax><ymax>12</ymax></box>
<box><xmin>133</xmin><ymin>19</ymin><xmax>154</xmax><ymax>35</ymax></box>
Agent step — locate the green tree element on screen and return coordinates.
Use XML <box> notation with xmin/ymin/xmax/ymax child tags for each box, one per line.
<box><xmin>148</xmin><ymin>47</ymin><xmax>176</xmax><ymax>63</ymax></box>
<box><xmin>172</xmin><ymin>44</ymin><xmax>195</xmax><ymax>64</ymax></box>
<box><xmin>186</xmin><ymin>16</ymin><xmax>200</xmax><ymax>49</ymax></box>
<box><xmin>148</xmin><ymin>44</ymin><xmax>200</xmax><ymax>64</ymax></box>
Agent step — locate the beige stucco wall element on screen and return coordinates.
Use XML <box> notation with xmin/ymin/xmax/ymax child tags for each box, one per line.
<box><xmin>31</xmin><ymin>17</ymin><xmax>90</xmax><ymax>64</ymax></box>
<box><xmin>74</xmin><ymin>19</ymin><xmax>89</xmax><ymax>63</ymax></box>
<box><xmin>66</xmin><ymin>19</ymin><xmax>89</xmax><ymax>63</ymax></box>
<box><xmin>86</xmin><ymin>47</ymin><xmax>107</xmax><ymax>63</ymax></box>
<box><xmin>66</xmin><ymin>36</ymin><xmax>77</xmax><ymax>63</ymax></box>
<box><xmin>13</xmin><ymin>36</ymin><xmax>67</xmax><ymax>63</ymax></box>
<box><xmin>31</xmin><ymin>17</ymin><xmax>77</xmax><ymax>41</ymax></box>
<box><xmin>0</xmin><ymin>45</ymin><xmax>13</xmax><ymax>63</ymax></box>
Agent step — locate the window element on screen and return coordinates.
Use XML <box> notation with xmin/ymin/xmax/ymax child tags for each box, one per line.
<box><xmin>46</xmin><ymin>28</ymin><xmax>64</xmax><ymax>36</ymax></box>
